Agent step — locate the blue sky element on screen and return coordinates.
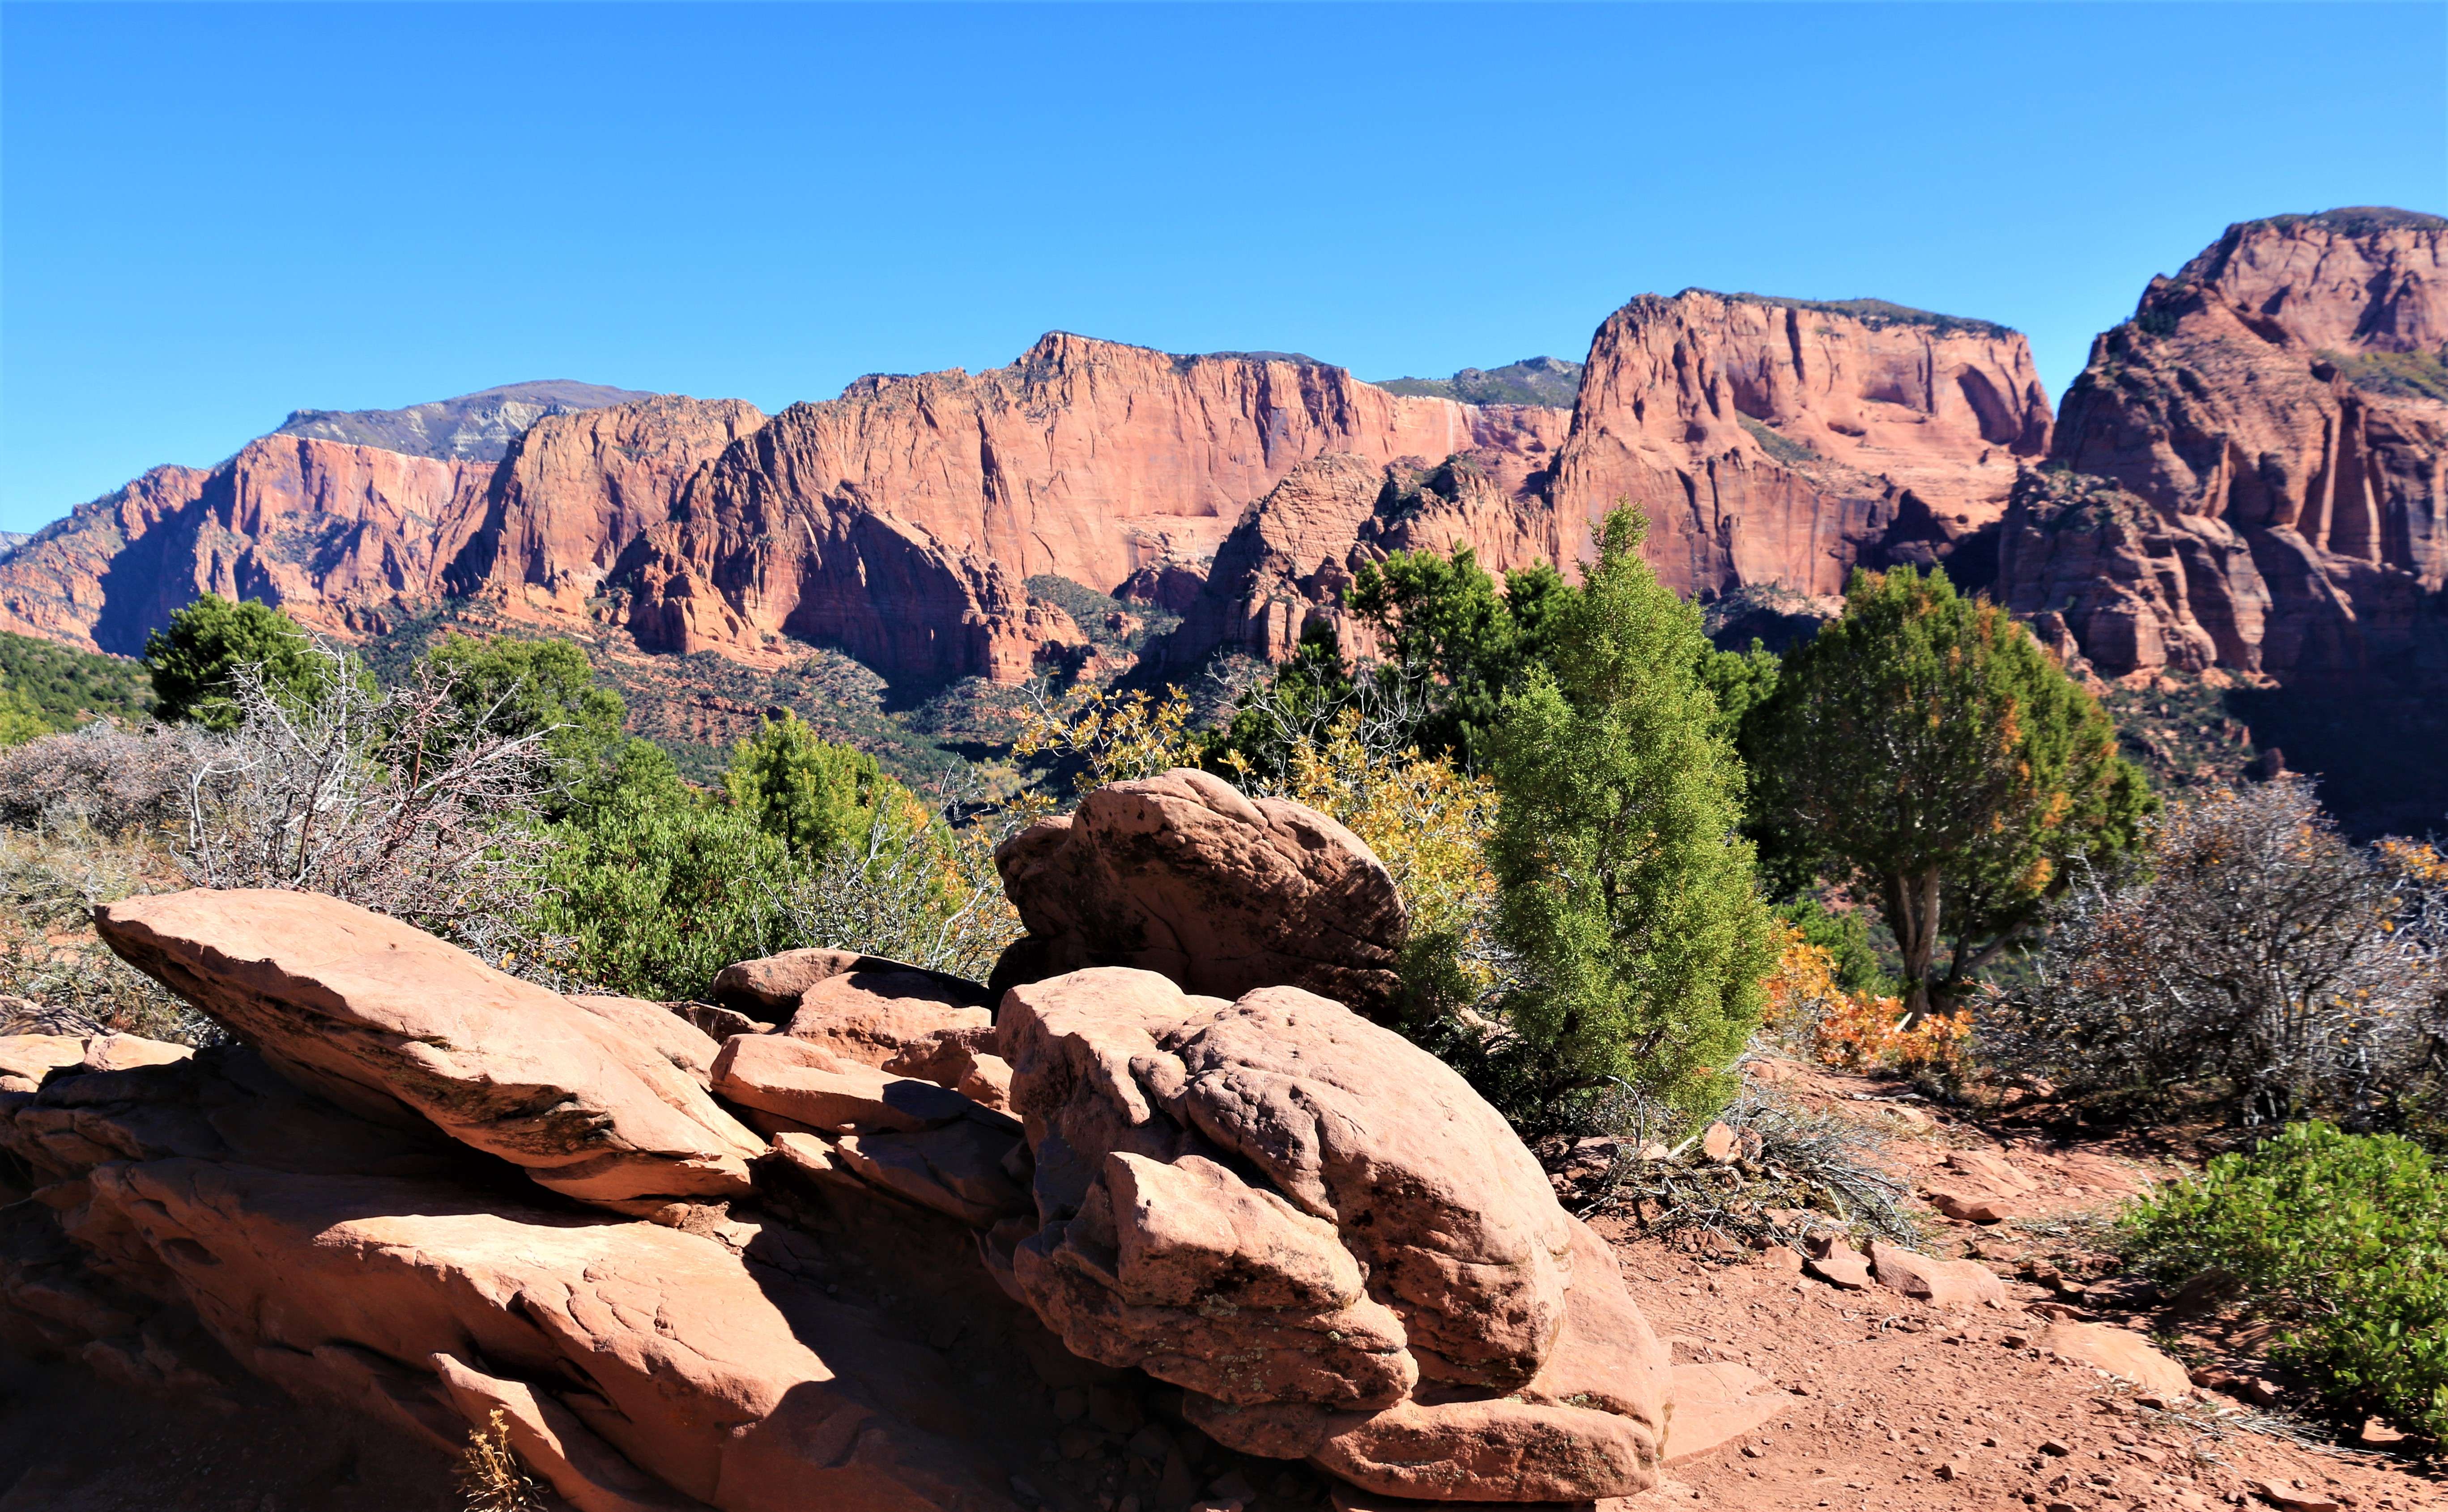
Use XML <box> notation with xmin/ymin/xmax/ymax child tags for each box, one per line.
<box><xmin>4</xmin><ymin>3</ymin><xmax>2442</xmax><ymax>531</ymax></box>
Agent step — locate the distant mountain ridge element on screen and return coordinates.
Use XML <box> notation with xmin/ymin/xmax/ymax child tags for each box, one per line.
<box><xmin>1375</xmin><ymin>357</ymin><xmax>1584</xmax><ymax>408</ymax></box>
<box><xmin>273</xmin><ymin>379</ymin><xmax>656</xmax><ymax>463</ymax></box>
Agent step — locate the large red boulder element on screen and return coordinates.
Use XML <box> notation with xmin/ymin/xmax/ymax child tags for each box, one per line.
<box><xmin>992</xmin><ymin>769</ymin><xmax>1406</xmax><ymax>1016</ymax></box>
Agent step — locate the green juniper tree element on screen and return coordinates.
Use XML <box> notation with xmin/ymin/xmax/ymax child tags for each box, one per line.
<box><xmin>1482</xmin><ymin>507</ymin><xmax>1778</xmax><ymax>1121</ymax></box>
<box><xmin>144</xmin><ymin>595</ymin><xmax>334</xmax><ymax>729</ymax></box>
<box><xmin>1748</xmin><ymin>565</ymin><xmax>2152</xmax><ymax>1022</ymax></box>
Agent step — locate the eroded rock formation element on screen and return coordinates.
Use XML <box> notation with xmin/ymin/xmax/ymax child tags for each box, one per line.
<box><xmin>5</xmin><ymin>782</ymin><xmax>1685</xmax><ymax>1509</ymax></box>
<box><xmin>1547</xmin><ymin>290</ymin><xmax>2052</xmax><ymax>599</ymax></box>
<box><xmin>2005</xmin><ymin>209</ymin><xmax>2448</xmax><ymax>686</ymax></box>
<box><xmin>991</xmin><ymin>767</ymin><xmax>1407</xmax><ymax>1015</ymax></box>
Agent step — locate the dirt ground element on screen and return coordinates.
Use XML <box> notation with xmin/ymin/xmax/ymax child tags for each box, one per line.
<box><xmin>1609</xmin><ymin>1056</ymin><xmax>2448</xmax><ymax>1512</ymax></box>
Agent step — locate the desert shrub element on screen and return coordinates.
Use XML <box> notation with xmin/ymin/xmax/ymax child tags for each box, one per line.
<box><xmin>418</xmin><ymin>630</ymin><xmax>626</xmax><ymax>791</ymax></box>
<box><xmin>0</xmin><ymin>720</ymin><xmax>216</xmax><ymax>837</ymax></box>
<box><xmin>1760</xmin><ymin>925</ymin><xmax>1970</xmax><ymax>1084</ymax></box>
<box><xmin>1984</xmin><ymin>779</ymin><xmax>2448</xmax><ymax>1129</ymax></box>
<box><xmin>177</xmin><ymin>645</ymin><xmax>561</xmax><ymax>967</ymax></box>
<box><xmin>2122</xmin><ymin>1122</ymin><xmax>2448</xmax><ymax>1439</ymax></box>
<box><xmin>1565</xmin><ymin>1081</ymin><xmax>1924</xmax><ymax>1253</ymax></box>
<box><xmin>725</xmin><ymin>710</ymin><xmax>921</xmax><ymax>856</ymax></box>
<box><xmin>0</xmin><ymin>821</ymin><xmax>207</xmax><ymax>1043</ymax></box>
<box><xmin>1479</xmin><ymin>508</ymin><xmax>1777</xmax><ymax>1127</ymax></box>
<box><xmin>456</xmin><ymin>1410</ymin><xmax>547</xmax><ymax>1512</ymax></box>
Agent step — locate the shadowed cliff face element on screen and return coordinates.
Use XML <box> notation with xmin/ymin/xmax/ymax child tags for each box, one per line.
<box><xmin>1547</xmin><ymin>290</ymin><xmax>2053</xmax><ymax>599</ymax></box>
<box><xmin>2006</xmin><ymin>209</ymin><xmax>2448</xmax><ymax>688</ymax></box>
<box><xmin>614</xmin><ymin>334</ymin><xmax>1571</xmax><ymax>682</ymax></box>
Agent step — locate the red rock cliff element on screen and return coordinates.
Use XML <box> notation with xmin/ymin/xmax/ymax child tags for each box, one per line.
<box><xmin>1548</xmin><ymin>290</ymin><xmax>2052</xmax><ymax>597</ymax></box>
<box><xmin>2005</xmin><ymin>208</ymin><xmax>2448</xmax><ymax>683</ymax></box>
<box><xmin>617</xmin><ymin>334</ymin><xmax>1569</xmax><ymax>682</ymax></box>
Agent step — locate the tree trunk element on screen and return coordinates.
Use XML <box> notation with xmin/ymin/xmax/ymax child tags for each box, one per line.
<box><xmin>1882</xmin><ymin>867</ymin><xmax>1944</xmax><ymax>1026</ymax></box>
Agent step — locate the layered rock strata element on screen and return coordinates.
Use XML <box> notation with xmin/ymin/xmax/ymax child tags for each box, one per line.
<box><xmin>1547</xmin><ymin>290</ymin><xmax>2052</xmax><ymax>597</ymax></box>
<box><xmin>94</xmin><ymin>889</ymin><xmax>765</xmax><ymax>1221</ymax></box>
<box><xmin>2008</xmin><ymin>209</ymin><xmax>2448</xmax><ymax>686</ymax></box>
<box><xmin>617</xmin><ymin>335</ymin><xmax>1567</xmax><ymax>681</ymax></box>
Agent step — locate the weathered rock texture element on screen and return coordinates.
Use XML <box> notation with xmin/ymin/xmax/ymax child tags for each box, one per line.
<box><xmin>1547</xmin><ymin>290</ymin><xmax>2052</xmax><ymax>597</ymax></box>
<box><xmin>273</xmin><ymin>380</ymin><xmax>656</xmax><ymax>463</ymax></box>
<box><xmin>617</xmin><ymin>334</ymin><xmax>1567</xmax><ymax>682</ymax></box>
<box><xmin>2005</xmin><ymin>209</ymin><xmax>2448</xmax><ymax>687</ymax></box>
<box><xmin>993</xmin><ymin>768</ymin><xmax>1407</xmax><ymax>1015</ymax></box>
<box><xmin>1153</xmin><ymin>449</ymin><xmax>1565</xmax><ymax>669</ymax></box>
<box><xmin>0</xmin><ymin>395</ymin><xmax>757</xmax><ymax>657</ymax></box>
<box><xmin>996</xmin><ymin>967</ymin><xmax>1673</xmax><ymax>1500</ymax></box>
<box><xmin>95</xmin><ymin>889</ymin><xmax>765</xmax><ymax>1220</ymax></box>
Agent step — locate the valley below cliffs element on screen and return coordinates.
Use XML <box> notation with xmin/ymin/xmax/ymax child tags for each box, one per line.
<box><xmin>0</xmin><ymin>206</ymin><xmax>2441</xmax><ymax>829</ymax></box>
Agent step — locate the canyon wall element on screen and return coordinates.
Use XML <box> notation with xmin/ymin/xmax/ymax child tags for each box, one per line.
<box><xmin>1547</xmin><ymin>290</ymin><xmax>2052</xmax><ymax>598</ymax></box>
<box><xmin>613</xmin><ymin>333</ymin><xmax>1569</xmax><ymax>680</ymax></box>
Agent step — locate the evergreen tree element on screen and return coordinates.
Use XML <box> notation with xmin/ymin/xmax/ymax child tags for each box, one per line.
<box><xmin>1483</xmin><ymin>507</ymin><xmax>1778</xmax><ymax>1121</ymax></box>
<box><xmin>724</xmin><ymin>711</ymin><xmax>911</xmax><ymax>855</ymax></box>
<box><xmin>419</xmin><ymin>631</ymin><xmax>626</xmax><ymax>782</ymax></box>
<box><xmin>1345</xmin><ymin>547</ymin><xmax>1566</xmax><ymax>762</ymax></box>
<box><xmin>1749</xmin><ymin>565</ymin><xmax>2153</xmax><ymax>1022</ymax></box>
<box><xmin>144</xmin><ymin>596</ymin><xmax>331</xmax><ymax>730</ymax></box>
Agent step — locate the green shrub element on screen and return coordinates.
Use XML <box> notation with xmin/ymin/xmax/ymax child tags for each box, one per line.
<box><xmin>0</xmin><ymin>630</ymin><xmax>153</xmax><ymax>732</ymax></box>
<box><xmin>2123</xmin><ymin>1122</ymin><xmax>2448</xmax><ymax>1439</ymax></box>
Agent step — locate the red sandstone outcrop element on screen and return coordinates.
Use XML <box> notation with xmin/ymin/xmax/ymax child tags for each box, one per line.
<box><xmin>95</xmin><ymin>890</ymin><xmax>766</xmax><ymax>1221</ymax></box>
<box><xmin>992</xmin><ymin>767</ymin><xmax>1407</xmax><ymax>1014</ymax></box>
<box><xmin>1155</xmin><ymin>449</ymin><xmax>1564</xmax><ymax>669</ymax></box>
<box><xmin>616</xmin><ymin>335</ymin><xmax>1568</xmax><ymax>682</ymax></box>
<box><xmin>2010</xmin><ymin>209</ymin><xmax>2448</xmax><ymax>684</ymax></box>
<box><xmin>1548</xmin><ymin>290</ymin><xmax>2052</xmax><ymax>597</ymax></box>
<box><xmin>447</xmin><ymin>394</ymin><xmax>767</xmax><ymax>614</ymax></box>
<box><xmin>995</xmin><ymin>967</ymin><xmax>1673</xmax><ymax>1499</ymax></box>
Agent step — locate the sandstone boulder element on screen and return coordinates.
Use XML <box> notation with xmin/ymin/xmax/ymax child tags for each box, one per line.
<box><xmin>95</xmin><ymin>889</ymin><xmax>764</xmax><ymax>1221</ymax></box>
<box><xmin>994</xmin><ymin>768</ymin><xmax>1406</xmax><ymax>1017</ymax></box>
<box><xmin>710</xmin><ymin>1034</ymin><xmax>986</xmax><ymax>1134</ymax></box>
<box><xmin>81</xmin><ymin>1158</ymin><xmax>1018</xmax><ymax>1512</ymax></box>
<box><xmin>997</xmin><ymin>967</ymin><xmax>1667</xmax><ymax>1502</ymax></box>
<box><xmin>1867</xmin><ymin>1239</ymin><xmax>2008</xmax><ymax>1307</ymax></box>
<box><xmin>2035</xmin><ymin>1321</ymin><xmax>2193</xmax><ymax>1397</ymax></box>
<box><xmin>0</xmin><ymin>1033</ymin><xmax>91</xmax><ymax>1094</ymax></box>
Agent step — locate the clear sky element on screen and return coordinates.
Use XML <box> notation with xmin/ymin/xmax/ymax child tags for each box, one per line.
<box><xmin>4</xmin><ymin>2</ymin><xmax>2442</xmax><ymax>531</ymax></box>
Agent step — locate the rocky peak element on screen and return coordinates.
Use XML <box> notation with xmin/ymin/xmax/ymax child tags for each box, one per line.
<box><xmin>1375</xmin><ymin>356</ymin><xmax>1585</xmax><ymax>408</ymax></box>
<box><xmin>272</xmin><ymin>379</ymin><xmax>657</xmax><ymax>463</ymax></box>
<box><xmin>1547</xmin><ymin>287</ymin><xmax>2051</xmax><ymax>597</ymax></box>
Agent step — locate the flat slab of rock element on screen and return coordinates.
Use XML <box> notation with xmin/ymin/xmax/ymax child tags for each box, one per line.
<box><xmin>711</xmin><ymin>1035</ymin><xmax>986</xmax><ymax>1134</ymax></box>
<box><xmin>0</xmin><ymin>1034</ymin><xmax>94</xmax><ymax>1094</ymax></box>
<box><xmin>2036</xmin><ymin>1321</ymin><xmax>2193</xmax><ymax>1396</ymax></box>
<box><xmin>712</xmin><ymin>947</ymin><xmax>989</xmax><ymax>1021</ymax></box>
<box><xmin>1867</xmin><ymin>1239</ymin><xmax>2008</xmax><ymax>1307</ymax></box>
<box><xmin>1661</xmin><ymin>1361</ymin><xmax>1784</xmax><ymax>1462</ymax></box>
<box><xmin>569</xmin><ymin>995</ymin><xmax>724</xmax><ymax>1086</ymax></box>
<box><xmin>992</xmin><ymin>769</ymin><xmax>1406</xmax><ymax>1015</ymax></box>
<box><xmin>84</xmin><ymin>1158</ymin><xmax>1018</xmax><ymax>1512</ymax></box>
<box><xmin>95</xmin><ymin>890</ymin><xmax>763</xmax><ymax>1221</ymax></box>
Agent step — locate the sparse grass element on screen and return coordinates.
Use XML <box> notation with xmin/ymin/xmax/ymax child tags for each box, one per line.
<box><xmin>1737</xmin><ymin>414</ymin><xmax>1820</xmax><ymax>468</ymax></box>
<box><xmin>1562</xmin><ymin>1081</ymin><xmax>1931</xmax><ymax>1255</ymax></box>
<box><xmin>2322</xmin><ymin>347</ymin><xmax>2448</xmax><ymax>404</ymax></box>
<box><xmin>456</xmin><ymin>1410</ymin><xmax>547</xmax><ymax>1512</ymax></box>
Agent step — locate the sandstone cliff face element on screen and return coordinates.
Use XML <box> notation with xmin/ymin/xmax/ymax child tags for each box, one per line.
<box><xmin>0</xmin><ymin>397</ymin><xmax>756</xmax><ymax>657</ymax></box>
<box><xmin>273</xmin><ymin>379</ymin><xmax>656</xmax><ymax>463</ymax></box>
<box><xmin>1156</xmin><ymin>449</ymin><xmax>1563</xmax><ymax>669</ymax></box>
<box><xmin>617</xmin><ymin>334</ymin><xmax>1570</xmax><ymax>682</ymax></box>
<box><xmin>1548</xmin><ymin>290</ymin><xmax>2052</xmax><ymax>598</ymax></box>
<box><xmin>2009</xmin><ymin>209</ymin><xmax>2448</xmax><ymax>683</ymax></box>
<box><xmin>447</xmin><ymin>395</ymin><xmax>766</xmax><ymax>614</ymax></box>
<box><xmin>0</xmin><ymin>439</ymin><xmax>492</xmax><ymax>654</ymax></box>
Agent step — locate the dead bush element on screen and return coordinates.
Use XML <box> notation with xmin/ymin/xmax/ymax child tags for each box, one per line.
<box><xmin>0</xmin><ymin>720</ymin><xmax>214</xmax><ymax>838</ymax></box>
<box><xmin>177</xmin><ymin>645</ymin><xmax>562</xmax><ymax>968</ymax></box>
<box><xmin>1983</xmin><ymin>777</ymin><xmax>2448</xmax><ymax>1129</ymax></box>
